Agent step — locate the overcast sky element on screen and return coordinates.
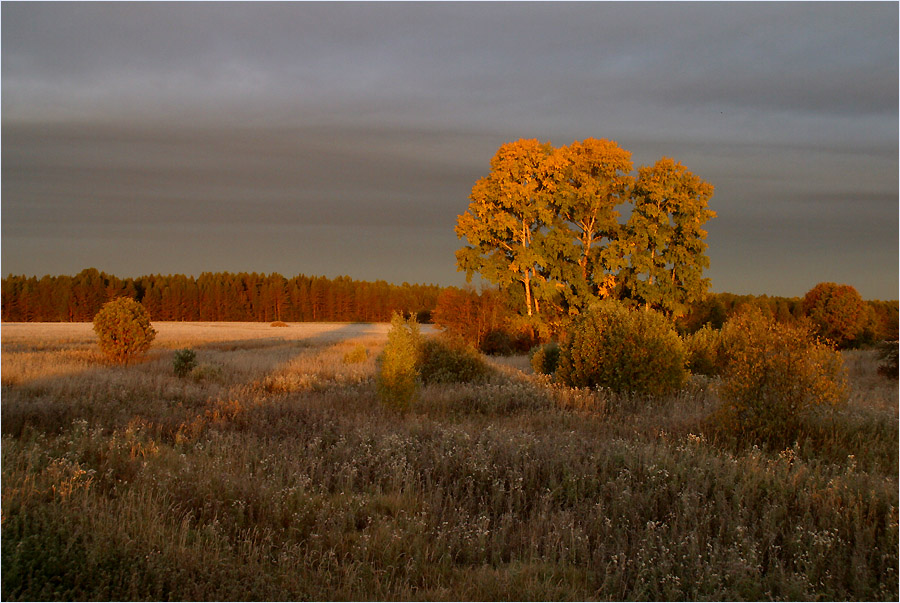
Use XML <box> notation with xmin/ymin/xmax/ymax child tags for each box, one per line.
<box><xmin>2</xmin><ymin>1</ymin><xmax>897</xmax><ymax>299</ymax></box>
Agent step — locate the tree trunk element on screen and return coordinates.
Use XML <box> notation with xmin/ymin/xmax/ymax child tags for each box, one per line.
<box><xmin>581</xmin><ymin>229</ymin><xmax>592</xmax><ymax>282</ymax></box>
<box><xmin>524</xmin><ymin>270</ymin><xmax>533</xmax><ymax>316</ymax></box>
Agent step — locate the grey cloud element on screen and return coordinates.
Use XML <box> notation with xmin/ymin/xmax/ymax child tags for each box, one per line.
<box><xmin>2</xmin><ymin>2</ymin><xmax>897</xmax><ymax>298</ymax></box>
<box><xmin>1</xmin><ymin>121</ymin><xmax>486</xmax><ymax>233</ymax></box>
<box><xmin>5</xmin><ymin>2</ymin><xmax>895</xmax><ymax>123</ymax></box>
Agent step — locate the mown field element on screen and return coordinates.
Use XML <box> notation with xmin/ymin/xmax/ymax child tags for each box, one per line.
<box><xmin>2</xmin><ymin>322</ymin><xmax>897</xmax><ymax>600</ymax></box>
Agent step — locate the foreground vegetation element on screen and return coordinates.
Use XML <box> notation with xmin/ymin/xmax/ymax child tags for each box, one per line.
<box><xmin>2</xmin><ymin>323</ymin><xmax>897</xmax><ymax>600</ymax></box>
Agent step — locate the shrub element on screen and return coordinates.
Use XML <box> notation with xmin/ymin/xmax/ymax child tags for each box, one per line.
<box><xmin>270</xmin><ymin>321</ymin><xmax>289</xmax><ymax>327</ymax></box>
<box><xmin>530</xmin><ymin>342</ymin><xmax>560</xmax><ymax>376</ymax></box>
<box><xmin>343</xmin><ymin>344</ymin><xmax>369</xmax><ymax>364</ymax></box>
<box><xmin>868</xmin><ymin>299</ymin><xmax>899</xmax><ymax>341</ymax></box>
<box><xmin>191</xmin><ymin>363</ymin><xmax>225</xmax><ymax>382</ymax></box>
<box><xmin>556</xmin><ymin>300</ymin><xmax>687</xmax><ymax>396</ymax></box>
<box><xmin>684</xmin><ymin>324</ymin><xmax>721</xmax><ymax>376</ymax></box>
<box><xmin>376</xmin><ymin>312</ymin><xmax>422</xmax><ymax>410</ymax></box>
<box><xmin>802</xmin><ymin>282</ymin><xmax>868</xmax><ymax>349</ymax></box>
<box><xmin>92</xmin><ymin>297</ymin><xmax>157</xmax><ymax>365</ymax></box>
<box><xmin>480</xmin><ymin>329</ymin><xmax>514</xmax><ymax>356</ymax></box>
<box><xmin>877</xmin><ymin>340</ymin><xmax>898</xmax><ymax>378</ymax></box>
<box><xmin>419</xmin><ymin>336</ymin><xmax>491</xmax><ymax>384</ymax></box>
<box><xmin>714</xmin><ymin>308</ymin><xmax>849</xmax><ymax>444</ymax></box>
<box><xmin>432</xmin><ymin>286</ymin><xmax>509</xmax><ymax>350</ymax></box>
<box><xmin>173</xmin><ymin>348</ymin><xmax>197</xmax><ymax>377</ymax></box>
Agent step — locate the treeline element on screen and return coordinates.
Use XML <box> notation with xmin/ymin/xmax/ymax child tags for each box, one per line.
<box><xmin>1</xmin><ymin>269</ymin><xmax>441</xmax><ymax>323</ymax></box>
<box><xmin>679</xmin><ymin>290</ymin><xmax>898</xmax><ymax>343</ymax></box>
<box><xmin>2</xmin><ymin>269</ymin><xmax>896</xmax><ymax>344</ymax></box>
<box><xmin>432</xmin><ymin>286</ymin><xmax>899</xmax><ymax>352</ymax></box>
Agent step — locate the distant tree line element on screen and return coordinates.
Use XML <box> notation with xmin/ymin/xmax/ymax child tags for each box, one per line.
<box><xmin>2</xmin><ymin>269</ymin><xmax>895</xmax><ymax>346</ymax></box>
<box><xmin>432</xmin><ymin>286</ymin><xmax>898</xmax><ymax>351</ymax></box>
<box><xmin>678</xmin><ymin>289</ymin><xmax>898</xmax><ymax>345</ymax></box>
<box><xmin>1</xmin><ymin>268</ymin><xmax>441</xmax><ymax>323</ymax></box>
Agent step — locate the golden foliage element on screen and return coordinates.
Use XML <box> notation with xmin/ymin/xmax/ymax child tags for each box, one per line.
<box><xmin>715</xmin><ymin>308</ymin><xmax>848</xmax><ymax>444</ymax></box>
<box><xmin>92</xmin><ymin>297</ymin><xmax>157</xmax><ymax>365</ymax></box>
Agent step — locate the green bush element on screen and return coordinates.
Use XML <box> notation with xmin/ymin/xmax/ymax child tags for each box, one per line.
<box><xmin>343</xmin><ymin>344</ymin><xmax>368</xmax><ymax>364</ymax></box>
<box><xmin>876</xmin><ymin>340</ymin><xmax>898</xmax><ymax>379</ymax></box>
<box><xmin>173</xmin><ymin>348</ymin><xmax>197</xmax><ymax>377</ymax></box>
<box><xmin>714</xmin><ymin>308</ymin><xmax>849</xmax><ymax>444</ymax></box>
<box><xmin>556</xmin><ymin>300</ymin><xmax>687</xmax><ymax>396</ymax></box>
<box><xmin>419</xmin><ymin>336</ymin><xmax>491</xmax><ymax>384</ymax></box>
<box><xmin>480</xmin><ymin>329</ymin><xmax>514</xmax><ymax>356</ymax></box>
<box><xmin>376</xmin><ymin>312</ymin><xmax>422</xmax><ymax>410</ymax></box>
<box><xmin>92</xmin><ymin>298</ymin><xmax>157</xmax><ymax>365</ymax></box>
<box><xmin>530</xmin><ymin>342</ymin><xmax>560</xmax><ymax>376</ymax></box>
<box><xmin>684</xmin><ymin>324</ymin><xmax>721</xmax><ymax>376</ymax></box>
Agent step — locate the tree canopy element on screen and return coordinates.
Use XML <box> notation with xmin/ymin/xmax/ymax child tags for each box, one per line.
<box><xmin>618</xmin><ymin>157</ymin><xmax>716</xmax><ymax>316</ymax></box>
<box><xmin>455</xmin><ymin>139</ymin><xmax>556</xmax><ymax>318</ymax></box>
<box><xmin>802</xmin><ymin>282</ymin><xmax>873</xmax><ymax>348</ymax></box>
<box><xmin>455</xmin><ymin>139</ymin><xmax>716</xmax><ymax>326</ymax></box>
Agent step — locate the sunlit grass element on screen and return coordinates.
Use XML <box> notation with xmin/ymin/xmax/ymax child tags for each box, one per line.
<box><xmin>2</xmin><ymin>323</ymin><xmax>897</xmax><ymax>600</ymax></box>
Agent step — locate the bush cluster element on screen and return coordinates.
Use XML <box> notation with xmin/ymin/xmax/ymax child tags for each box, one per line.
<box><xmin>343</xmin><ymin>344</ymin><xmax>369</xmax><ymax>364</ymax></box>
<box><xmin>556</xmin><ymin>300</ymin><xmax>687</xmax><ymax>397</ymax></box>
<box><xmin>684</xmin><ymin>324</ymin><xmax>721</xmax><ymax>376</ymax></box>
<box><xmin>479</xmin><ymin>329</ymin><xmax>514</xmax><ymax>356</ymax></box>
<box><xmin>530</xmin><ymin>342</ymin><xmax>560</xmax><ymax>376</ymax></box>
<box><xmin>876</xmin><ymin>340</ymin><xmax>898</xmax><ymax>379</ymax></box>
<box><xmin>172</xmin><ymin>349</ymin><xmax>197</xmax><ymax>377</ymax></box>
<box><xmin>377</xmin><ymin>314</ymin><xmax>494</xmax><ymax>409</ymax></box>
<box><xmin>714</xmin><ymin>308</ymin><xmax>848</xmax><ymax>444</ymax></box>
<box><xmin>92</xmin><ymin>298</ymin><xmax>157</xmax><ymax>365</ymax></box>
<box><xmin>419</xmin><ymin>337</ymin><xmax>490</xmax><ymax>385</ymax></box>
<box><xmin>479</xmin><ymin>328</ymin><xmax>540</xmax><ymax>356</ymax></box>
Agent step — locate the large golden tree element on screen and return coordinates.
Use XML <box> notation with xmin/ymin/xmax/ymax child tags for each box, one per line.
<box><xmin>455</xmin><ymin>139</ymin><xmax>556</xmax><ymax>317</ymax></box>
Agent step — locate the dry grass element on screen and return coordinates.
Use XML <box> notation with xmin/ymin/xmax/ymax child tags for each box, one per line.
<box><xmin>2</xmin><ymin>322</ymin><xmax>897</xmax><ymax>600</ymax></box>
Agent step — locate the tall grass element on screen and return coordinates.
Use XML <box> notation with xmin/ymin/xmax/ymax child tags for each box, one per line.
<box><xmin>2</xmin><ymin>324</ymin><xmax>897</xmax><ymax>600</ymax></box>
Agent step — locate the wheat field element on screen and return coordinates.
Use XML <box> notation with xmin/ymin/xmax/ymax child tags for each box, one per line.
<box><xmin>2</xmin><ymin>322</ymin><xmax>897</xmax><ymax>600</ymax></box>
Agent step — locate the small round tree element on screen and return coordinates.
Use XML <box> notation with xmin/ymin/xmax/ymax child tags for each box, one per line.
<box><xmin>556</xmin><ymin>299</ymin><xmax>687</xmax><ymax>396</ymax></box>
<box><xmin>715</xmin><ymin>308</ymin><xmax>848</xmax><ymax>444</ymax></box>
<box><xmin>93</xmin><ymin>297</ymin><xmax>157</xmax><ymax>364</ymax></box>
<box><xmin>802</xmin><ymin>282</ymin><xmax>868</xmax><ymax>348</ymax></box>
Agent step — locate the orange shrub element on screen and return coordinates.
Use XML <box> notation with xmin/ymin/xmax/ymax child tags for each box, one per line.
<box><xmin>715</xmin><ymin>308</ymin><xmax>848</xmax><ymax>444</ymax></box>
<box><xmin>92</xmin><ymin>297</ymin><xmax>157</xmax><ymax>365</ymax></box>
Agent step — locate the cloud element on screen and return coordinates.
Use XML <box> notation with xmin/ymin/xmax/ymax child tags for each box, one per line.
<box><xmin>2</xmin><ymin>2</ymin><xmax>897</xmax><ymax>298</ymax></box>
<box><xmin>4</xmin><ymin>2</ymin><xmax>896</xmax><ymax>124</ymax></box>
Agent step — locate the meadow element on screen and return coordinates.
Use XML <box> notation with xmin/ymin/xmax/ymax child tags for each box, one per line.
<box><xmin>1</xmin><ymin>322</ymin><xmax>897</xmax><ymax>600</ymax></box>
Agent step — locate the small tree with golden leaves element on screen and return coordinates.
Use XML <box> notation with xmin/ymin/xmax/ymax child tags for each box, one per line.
<box><xmin>376</xmin><ymin>312</ymin><xmax>422</xmax><ymax>411</ymax></box>
<box><xmin>93</xmin><ymin>297</ymin><xmax>157</xmax><ymax>364</ymax></box>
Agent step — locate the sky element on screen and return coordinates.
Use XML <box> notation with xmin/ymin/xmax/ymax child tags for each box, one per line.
<box><xmin>2</xmin><ymin>1</ymin><xmax>898</xmax><ymax>300</ymax></box>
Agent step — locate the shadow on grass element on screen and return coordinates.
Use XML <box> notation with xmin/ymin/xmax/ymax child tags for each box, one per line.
<box><xmin>0</xmin><ymin>322</ymin><xmax>399</xmax><ymax>439</ymax></box>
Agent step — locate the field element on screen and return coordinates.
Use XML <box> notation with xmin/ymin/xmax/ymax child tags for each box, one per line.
<box><xmin>2</xmin><ymin>322</ymin><xmax>897</xmax><ymax>600</ymax></box>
